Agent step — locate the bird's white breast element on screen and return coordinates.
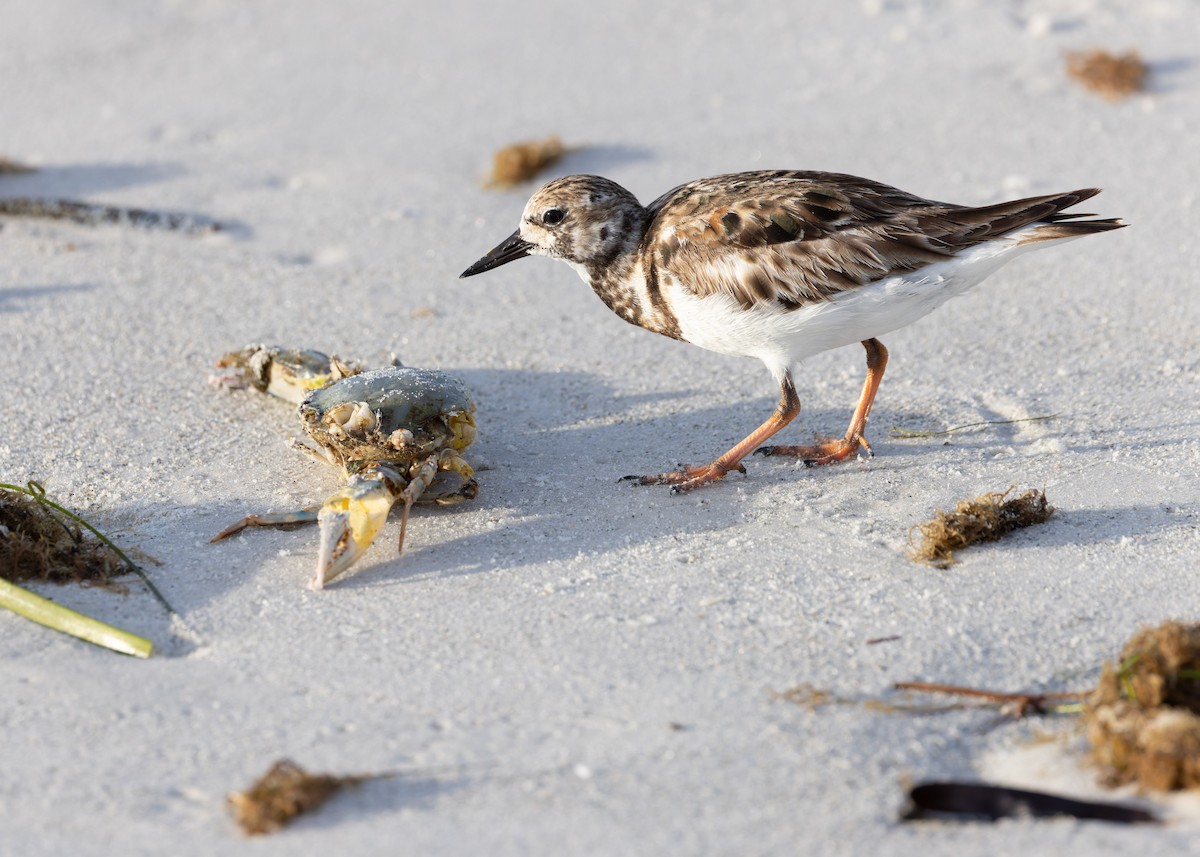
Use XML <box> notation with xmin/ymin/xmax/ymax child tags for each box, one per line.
<box><xmin>668</xmin><ymin>231</ymin><xmax>1054</xmax><ymax>379</ymax></box>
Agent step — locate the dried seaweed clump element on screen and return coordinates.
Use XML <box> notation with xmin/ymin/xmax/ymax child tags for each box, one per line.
<box><xmin>1085</xmin><ymin>621</ymin><xmax>1200</xmax><ymax>791</ymax></box>
<box><xmin>486</xmin><ymin>135</ymin><xmax>567</xmax><ymax>188</ymax></box>
<box><xmin>909</xmin><ymin>488</ymin><xmax>1054</xmax><ymax>568</ymax></box>
<box><xmin>0</xmin><ymin>488</ymin><xmax>127</xmax><ymax>586</ymax></box>
<box><xmin>0</xmin><ymin>198</ymin><xmax>220</xmax><ymax>233</ymax></box>
<box><xmin>0</xmin><ymin>156</ymin><xmax>35</xmax><ymax>174</ymax></box>
<box><xmin>228</xmin><ymin>759</ymin><xmax>375</xmax><ymax>835</ymax></box>
<box><xmin>1066</xmin><ymin>50</ymin><xmax>1148</xmax><ymax>101</ymax></box>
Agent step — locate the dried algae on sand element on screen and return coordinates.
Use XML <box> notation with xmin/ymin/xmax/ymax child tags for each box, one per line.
<box><xmin>1085</xmin><ymin>620</ymin><xmax>1200</xmax><ymax>791</ymax></box>
<box><xmin>228</xmin><ymin>759</ymin><xmax>384</xmax><ymax>835</ymax></box>
<box><xmin>0</xmin><ymin>483</ymin><xmax>155</xmax><ymax>657</ymax></box>
<box><xmin>1</xmin><ymin>485</ymin><xmax>130</xmax><ymax>588</ymax></box>
<box><xmin>909</xmin><ymin>488</ymin><xmax>1054</xmax><ymax>568</ymax></box>
<box><xmin>1066</xmin><ymin>49</ymin><xmax>1148</xmax><ymax>100</ymax></box>
<box><xmin>485</xmin><ymin>135</ymin><xmax>568</xmax><ymax>188</ymax></box>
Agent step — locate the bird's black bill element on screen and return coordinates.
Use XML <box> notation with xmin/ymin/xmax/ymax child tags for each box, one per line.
<box><xmin>460</xmin><ymin>231</ymin><xmax>533</xmax><ymax>278</ymax></box>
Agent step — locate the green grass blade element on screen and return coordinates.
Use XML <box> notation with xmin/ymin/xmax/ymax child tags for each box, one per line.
<box><xmin>0</xmin><ymin>577</ymin><xmax>152</xmax><ymax>658</ymax></box>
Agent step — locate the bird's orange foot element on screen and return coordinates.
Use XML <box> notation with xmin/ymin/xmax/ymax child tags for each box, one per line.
<box><xmin>755</xmin><ymin>434</ymin><xmax>873</xmax><ymax>467</ymax></box>
<box><xmin>620</xmin><ymin>461</ymin><xmax>747</xmax><ymax>493</ymax></box>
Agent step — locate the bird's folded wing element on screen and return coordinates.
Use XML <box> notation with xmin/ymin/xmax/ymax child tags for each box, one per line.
<box><xmin>644</xmin><ymin>171</ymin><xmax>1099</xmax><ymax>310</ymax></box>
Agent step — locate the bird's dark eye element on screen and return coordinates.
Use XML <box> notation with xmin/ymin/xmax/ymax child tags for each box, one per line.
<box><xmin>542</xmin><ymin>208</ymin><xmax>566</xmax><ymax>226</ymax></box>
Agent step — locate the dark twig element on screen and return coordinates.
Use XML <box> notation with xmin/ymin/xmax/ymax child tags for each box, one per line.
<box><xmin>889</xmin><ymin>414</ymin><xmax>1059</xmax><ymax>439</ymax></box>
<box><xmin>893</xmin><ymin>681</ymin><xmax>1086</xmax><ymax>717</ymax></box>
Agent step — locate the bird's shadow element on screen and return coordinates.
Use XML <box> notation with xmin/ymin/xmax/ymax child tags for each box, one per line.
<box><xmin>192</xmin><ymin>364</ymin><xmax>848</xmax><ymax>596</ymax></box>
<box><xmin>317</xmin><ymin>365</ymin><xmax>885</xmax><ymax>592</ymax></box>
<box><xmin>368</xmin><ymin>369</ymin><xmax>1197</xmax><ymax>584</ymax></box>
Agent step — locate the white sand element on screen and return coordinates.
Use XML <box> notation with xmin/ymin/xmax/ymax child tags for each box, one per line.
<box><xmin>2</xmin><ymin>0</ymin><xmax>1199</xmax><ymax>853</ymax></box>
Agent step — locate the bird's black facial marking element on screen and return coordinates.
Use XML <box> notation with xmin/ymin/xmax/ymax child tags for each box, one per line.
<box><xmin>599</xmin><ymin>226</ymin><xmax>609</xmax><ymax>242</ymax></box>
<box><xmin>542</xmin><ymin>208</ymin><xmax>566</xmax><ymax>226</ymax></box>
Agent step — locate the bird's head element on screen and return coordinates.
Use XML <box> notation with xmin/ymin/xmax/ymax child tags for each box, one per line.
<box><xmin>461</xmin><ymin>175</ymin><xmax>644</xmax><ymax>278</ymax></box>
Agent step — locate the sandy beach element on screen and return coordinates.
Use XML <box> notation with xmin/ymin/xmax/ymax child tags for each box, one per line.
<box><xmin>2</xmin><ymin>0</ymin><xmax>1199</xmax><ymax>853</ymax></box>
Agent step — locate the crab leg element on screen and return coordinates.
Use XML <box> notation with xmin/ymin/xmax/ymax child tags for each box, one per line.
<box><xmin>427</xmin><ymin>449</ymin><xmax>479</xmax><ymax>506</ymax></box>
<box><xmin>395</xmin><ymin>454</ymin><xmax>444</xmax><ymax>558</ymax></box>
<box><xmin>211</xmin><ymin>507</ymin><xmax>321</xmax><ymax>542</ymax></box>
<box><xmin>312</xmin><ymin>464</ymin><xmax>405</xmax><ymax>589</ymax></box>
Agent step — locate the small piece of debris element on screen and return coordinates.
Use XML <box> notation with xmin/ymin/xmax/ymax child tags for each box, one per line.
<box><xmin>774</xmin><ymin>676</ymin><xmax>1084</xmax><ymax>720</ymax></box>
<box><xmin>1085</xmin><ymin>620</ymin><xmax>1200</xmax><ymax>791</ymax></box>
<box><xmin>0</xmin><ymin>487</ymin><xmax>128</xmax><ymax>587</ymax></box>
<box><xmin>893</xmin><ymin>680</ymin><xmax>1083</xmax><ymax>719</ymax></box>
<box><xmin>772</xmin><ymin>683</ymin><xmax>838</xmax><ymax>710</ymax></box>
<box><xmin>909</xmin><ymin>488</ymin><xmax>1054</xmax><ymax>568</ymax></box>
<box><xmin>228</xmin><ymin>759</ymin><xmax>380</xmax><ymax>835</ymax></box>
<box><xmin>889</xmin><ymin>414</ymin><xmax>1058</xmax><ymax>439</ymax></box>
<box><xmin>485</xmin><ymin>135</ymin><xmax>567</xmax><ymax>188</ymax></box>
<box><xmin>1066</xmin><ymin>50</ymin><xmax>1148</xmax><ymax>101</ymax></box>
<box><xmin>901</xmin><ymin>781</ymin><xmax>1158</xmax><ymax>824</ymax></box>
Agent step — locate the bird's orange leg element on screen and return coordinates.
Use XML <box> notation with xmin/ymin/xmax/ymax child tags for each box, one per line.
<box><xmin>625</xmin><ymin>376</ymin><xmax>801</xmax><ymax>493</ymax></box>
<box><xmin>756</xmin><ymin>338</ymin><xmax>888</xmax><ymax>466</ymax></box>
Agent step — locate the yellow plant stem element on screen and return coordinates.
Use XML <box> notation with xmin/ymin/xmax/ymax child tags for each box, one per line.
<box><xmin>0</xmin><ymin>577</ymin><xmax>152</xmax><ymax>658</ymax></box>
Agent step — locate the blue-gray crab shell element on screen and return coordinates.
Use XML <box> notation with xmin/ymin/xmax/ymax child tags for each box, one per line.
<box><xmin>300</xmin><ymin>366</ymin><xmax>475</xmax><ymax>460</ymax></box>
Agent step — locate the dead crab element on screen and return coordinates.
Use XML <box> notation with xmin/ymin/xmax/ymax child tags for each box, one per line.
<box><xmin>211</xmin><ymin>346</ymin><xmax>478</xmax><ymax>589</ymax></box>
<box><xmin>212</xmin><ymin>344</ymin><xmax>364</xmax><ymax>403</ymax></box>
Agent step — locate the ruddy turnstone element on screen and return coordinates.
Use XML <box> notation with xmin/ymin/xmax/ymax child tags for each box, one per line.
<box><xmin>462</xmin><ymin>171</ymin><xmax>1124</xmax><ymax>492</ymax></box>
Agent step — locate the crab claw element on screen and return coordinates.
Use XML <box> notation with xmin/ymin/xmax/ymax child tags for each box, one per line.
<box><xmin>310</xmin><ymin>468</ymin><xmax>401</xmax><ymax>589</ymax></box>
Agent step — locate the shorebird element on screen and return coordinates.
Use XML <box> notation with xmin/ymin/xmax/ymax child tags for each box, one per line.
<box><xmin>462</xmin><ymin>171</ymin><xmax>1123</xmax><ymax>492</ymax></box>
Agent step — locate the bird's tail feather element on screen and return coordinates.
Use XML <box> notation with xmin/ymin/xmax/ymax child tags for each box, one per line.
<box><xmin>1016</xmin><ymin>216</ymin><xmax>1126</xmax><ymax>245</ymax></box>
